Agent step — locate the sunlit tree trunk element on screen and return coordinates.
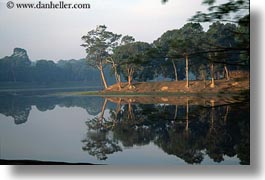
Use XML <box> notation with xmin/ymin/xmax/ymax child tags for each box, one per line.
<box><xmin>127</xmin><ymin>67</ymin><xmax>134</xmax><ymax>88</ymax></box>
<box><xmin>172</xmin><ymin>59</ymin><xmax>178</xmax><ymax>82</ymax></box>
<box><xmin>224</xmin><ymin>64</ymin><xmax>230</xmax><ymax>81</ymax></box>
<box><xmin>108</xmin><ymin>58</ymin><xmax>121</xmax><ymax>90</ymax></box>
<box><xmin>185</xmin><ymin>55</ymin><xmax>189</xmax><ymax>88</ymax></box>
<box><xmin>117</xmin><ymin>75</ymin><xmax>121</xmax><ymax>90</ymax></box>
<box><xmin>128</xmin><ymin>74</ymin><xmax>132</xmax><ymax>86</ymax></box>
<box><xmin>99</xmin><ymin>63</ymin><xmax>108</xmax><ymax>89</ymax></box>
<box><xmin>210</xmin><ymin>63</ymin><xmax>215</xmax><ymax>88</ymax></box>
<box><xmin>203</xmin><ymin>74</ymin><xmax>206</xmax><ymax>88</ymax></box>
<box><xmin>113</xmin><ymin>66</ymin><xmax>121</xmax><ymax>90</ymax></box>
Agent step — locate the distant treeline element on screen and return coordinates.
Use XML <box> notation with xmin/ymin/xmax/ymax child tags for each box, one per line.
<box><xmin>0</xmin><ymin>48</ymin><xmax>115</xmax><ymax>85</ymax></box>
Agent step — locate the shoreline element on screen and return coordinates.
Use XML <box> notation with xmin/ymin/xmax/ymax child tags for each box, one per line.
<box><xmin>69</xmin><ymin>78</ymin><xmax>249</xmax><ymax>97</ymax></box>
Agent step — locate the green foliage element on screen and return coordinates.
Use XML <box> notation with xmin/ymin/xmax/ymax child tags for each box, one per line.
<box><xmin>113</xmin><ymin>41</ymin><xmax>153</xmax><ymax>81</ymax></box>
<box><xmin>190</xmin><ymin>0</ymin><xmax>249</xmax><ymax>24</ymax></box>
<box><xmin>169</xmin><ymin>23</ymin><xmax>205</xmax><ymax>56</ymax></box>
<box><xmin>190</xmin><ymin>0</ymin><xmax>249</xmax><ymax>66</ymax></box>
<box><xmin>81</xmin><ymin>25</ymin><xmax>122</xmax><ymax>70</ymax></box>
<box><xmin>121</xmin><ymin>35</ymin><xmax>135</xmax><ymax>45</ymax></box>
<box><xmin>153</xmin><ymin>23</ymin><xmax>206</xmax><ymax>80</ymax></box>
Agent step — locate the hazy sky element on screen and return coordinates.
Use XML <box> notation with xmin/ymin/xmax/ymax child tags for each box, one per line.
<box><xmin>0</xmin><ymin>0</ymin><xmax>228</xmax><ymax>61</ymax></box>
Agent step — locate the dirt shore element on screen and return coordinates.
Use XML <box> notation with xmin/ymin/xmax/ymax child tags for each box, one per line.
<box><xmin>104</xmin><ymin>77</ymin><xmax>249</xmax><ymax>94</ymax></box>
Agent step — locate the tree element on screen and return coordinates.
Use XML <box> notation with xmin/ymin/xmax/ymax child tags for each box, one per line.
<box><xmin>190</xmin><ymin>0</ymin><xmax>250</xmax><ymax>66</ymax></box>
<box><xmin>121</xmin><ymin>35</ymin><xmax>135</xmax><ymax>45</ymax></box>
<box><xmin>153</xmin><ymin>29</ymin><xmax>183</xmax><ymax>82</ymax></box>
<box><xmin>82</xmin><ymin>99</ymin><xmax>122</xmax><ymax>160</ymax></box>
<box><xmin>169</xmin><ymin>23</ymin><xmax>205</xmax><ymax>87</ymax></box>
<box><xmin>0</xmin><ymin>48</ymin><xmax>31</xmax><ymax>82</ymax></box>
<box><xmin>82</xmin><ymin>120</ymin><xmax>122</xmax><ymax>160</ymax></box>
<box><xmin>206</xmin><ymin>22</ymin><xmax>238</xmax><ymax>81</ymax></box>
<box><xmin>113</xmin><ymin>41</ymin><xmax>151</xmax><ymax>88</ymax></box>
<box><xmin>199</xmin><ymin>64</ymin><xmax>207</xmax><ymax>88</ymax></box>
<box><xmin>81</xmin><ymin>25</ymin><xmax>121</xmax><ymax>89</ymax></box>
<box><xmin>107</xmin><ymin>35</ymin><xmax>136</xmax><ymax>90</ymax></box>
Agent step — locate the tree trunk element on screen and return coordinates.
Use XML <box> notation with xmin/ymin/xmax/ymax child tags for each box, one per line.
<box><xmin>113</xmin><ymin>65</ymin><xmax>121</xmax><ymax>90</ymax></box>
<box><xmin>128</xmin><ymin>74</ymin><xmax>132</xmax><ymax>86</ymax></box>
<box><xmin>112</xmin><ymin>98</ymin><xmax>121</xmax><ymax>128</ymax></box>
<box><xmin>210</xmin><ymin>63</ymin><xmax>215</xmax><ymax>88</ymax></box>
<box><xmin>224</xmin><ymin>65</ymin><xmax>230</xmax><ymax>81</ymax></box>
<box><xmin>118</xmin><ymin>80</ymin><xmax>121</xmax><ymax>90</ymax></box>
<box><xmin>99</xmin><ymin>65</ymin><xmax>108</xmax><ymax>89</ymax></box>
<box><xmin>185</xmin><ymin>55</ymin><xmax>189</xmax><ymax>88</ymax></box>
<box><xmin>127</xmin><ymin>67</ymin><xmax>134</xmax><ymax>88</ymax></box>
<box><xmin>115</xmin><ymin>73</ymin><xmax>121</xmax><ymax>90</ymax></box>
<box><xmin>203</xmin><ymin>74</ymin><xmax>206</xmax><ymax>88</ymax></box>
<box><xmin>224</xmin><ymin>105</ymin><xmax>230</xmax><ymax>125</ymax></box>
<box><xmin>185</xmin><ymin>98</ymin><xmax>189</xmax><ymax>132</ymax></box>
<box><xmin>174</xmin><ymin>105</ymin><xmax>178</xmax><ymax>120</ymax></box>
<box><xmin>99</xmin><ymin>98</ymin><xmax>108</xmax><ymax>122</ymax></box>
<box><xmin>128</xmin><ymin>101</ymin><xmax>134</xmax><ymax>120</ymax></box>
<box><xmin>172</xmin><ymin>60</ymin><xmax>178</xmax><ymax>82</ymax></box>
<box><xmin>217</xmin><ymin>72</ymin><xmax>220</xmax><ymax>80</ymax></box>
<box><xmin>107</xmin><ymin>59</ymin><xmax>121</xmax><ymax>90</ymax></box>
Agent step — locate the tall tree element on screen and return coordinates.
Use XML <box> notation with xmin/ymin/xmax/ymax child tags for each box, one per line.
<box><xmin>113</xmin><ymin>41</ymin><xmax>151</xmax><ymax>88</ymax></box>
<box><xmin>206</xmin><ymin>22</ymin><xmax>238</xmax><ymax>81</ymax></box>
<box><xmin>81</xmin><ymin>25</ymin><xmax>121</xmax><ymax>89</ymax></box>
<box><xmin>108</xmin><ymin>35</ymin><xmax>136</xmax><ymax>90</ymax></box>
<box><xmin>153</xmin><ymin>29</ymin><xmax>183</xmax><ymax>82</ymax></box>
<box><xmin>170</xmin><ymin>23</ymin><xmax>205</xmax><ymax>88</ymax></box>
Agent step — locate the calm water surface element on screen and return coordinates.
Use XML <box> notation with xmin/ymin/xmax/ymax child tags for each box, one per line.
<box><xmin>0</xmin><ymin>91</ymin><xmax>250</xmax><ymax>165</ymax></box>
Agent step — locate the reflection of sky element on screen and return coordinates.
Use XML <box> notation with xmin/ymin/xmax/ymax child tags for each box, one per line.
<box><xmin>0</xmin><ymin>106</ymin><xmax>93</xmax><ymax>163</ymax></box>
<box><xmin>0</xmin><ymin>105</ymin><xmax>240</xmax><ymax>165</ymax></box>
<box><xmin>0</xmin><ymin>0</ymin><xmax>229</xmax><ymax>61</ymax></box>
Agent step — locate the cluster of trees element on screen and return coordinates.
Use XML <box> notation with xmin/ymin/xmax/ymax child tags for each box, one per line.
<box><xmin>0</xmin><ymin>48</ymin><xmax>115</xmax><ymax>85</ymax></box>
<box><xmin>81</xmin><ymin>0</ymin><xmax>249</xmax><ymax>89</ymax></box>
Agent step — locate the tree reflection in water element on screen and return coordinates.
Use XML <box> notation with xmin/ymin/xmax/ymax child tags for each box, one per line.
<box><xmin>82</xmin><ymin>96</ymin><xmax>250</xmax><ymax>164</ymax></box>
<box><xmin>82</xmin><ymin>99</ymin><xmax>122</xmax><ymax>160</ymax></box>
<box><xmin>0</xmin><ymin>94</ymin><xmax>249</xmax><ymax>164</ymax></box>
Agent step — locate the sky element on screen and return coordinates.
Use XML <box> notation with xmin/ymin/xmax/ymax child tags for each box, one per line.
<box><xmin>0</xmin><ymin>0</ymin><xmax>228</xmax><ymax>61</ymax></box>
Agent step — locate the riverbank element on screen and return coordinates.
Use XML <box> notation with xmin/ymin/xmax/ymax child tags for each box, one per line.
<box><xmin>78</xmin><ymin>76</ymin><xmax>249</xmax><ymax>96</ymax></box>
